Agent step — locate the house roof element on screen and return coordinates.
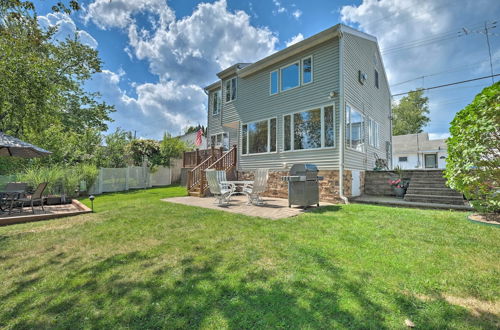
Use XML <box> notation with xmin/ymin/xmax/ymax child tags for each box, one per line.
<box><xmin>392</xmin><ymin>133</ymin><xmax>447</xmax><ymax>153</ymax></box>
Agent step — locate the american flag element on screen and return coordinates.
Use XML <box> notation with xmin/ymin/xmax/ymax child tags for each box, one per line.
<box><xmin>195</xmin><ymin>128</ymin><xmax>203</xmax><ymax>147</ymax></box>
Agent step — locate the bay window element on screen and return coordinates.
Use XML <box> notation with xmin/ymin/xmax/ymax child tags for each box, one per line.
<box><xmin>283</xmin><ymin>105</ymin><xmax>335</xmax><ymax>151</ymax></box>
<box><xmin>242</xmin><ymin>118</ymin><xmax>277</xmax><ymax>155</ymax></box>
<box><xmin>346</xmin><ymin>104</ymin><xmax>364</xmax><ymax>152</ymax></box>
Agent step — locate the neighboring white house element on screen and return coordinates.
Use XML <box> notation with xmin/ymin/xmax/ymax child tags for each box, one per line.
<box><xmin>178</xmin><ymin>131</ymin><xmax>207</xmax><ymax>149</ymax></box>
<box><xmin>392</xmin><ymin>133</ymin><xmax>447</xmax><ymax>169</ymax></box>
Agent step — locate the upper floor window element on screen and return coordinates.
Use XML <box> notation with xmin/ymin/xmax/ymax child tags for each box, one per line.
<box><xmin>242</xmin><ymin>118</ymin><xmax>277</xmax><ymax>155</ymax></box>
<box><xmin>283</xmin><ymin>105</ymin><xmax>335</xmax><ymax>151</ymax></box>
<box><xmin>398</xmin><ymin>156</ymin><xmax>408</xmax><ymax>162</ymax></box>
<box><xmin>374</xmin><ymin>69</ymin><xmax>379</xmax><ymax>89</ymax></box>
<box><xmin>211</xmin><ymin>89</ymin><xmax>221</xmax><ymax>115</ymax></box>
<box><xmin>346</xmin><ymin>104</ymin><xmax>364</xmax><ymax>152</ymax></box>
<box><xmin>368</xmin><ymin>118</ymin><xmax>379</xmax><ymax>148</ymax></box>
<box><xmin>225</xmin><ymin>77</ymin><xmax>237</xmax><ymax>102</ymax></box>
<box><xmin>270</xmin><ymin>71</ymin><xmax>278</xmax><ymax>95</ymax></box>
<box><xmin>280</xmin><ymin>62</ymin><xmax>299</xmax><ymax>91</ymax></box>
<box><xmin>302</xmin><ymin>56</ymin><xmax>312</xmax><ymax>84</ymax></box>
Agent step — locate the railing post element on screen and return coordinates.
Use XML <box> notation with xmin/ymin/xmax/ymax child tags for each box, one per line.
<box><xmin>195</xmin><ymin>148</ymin><xmax>200</xmax><ymax>166</ymax></box>
<box><xmin>183</xmin><ymin>152</ymin><xmax>186</xmax><ymax>168</ymax></box>
<box><xmin>232</xmin><ymin>144</ymin><xmax>237</xmax><ymax>166</ymax></box>
<box><xmin>211</xmin><ymin>145</ymin><xmax>215</xmax><ymax>158</ymax></box>
<box><xmin>219</xmin><ymin>146</ymin><xmax>224</xmax><ymax>157</ymax></box>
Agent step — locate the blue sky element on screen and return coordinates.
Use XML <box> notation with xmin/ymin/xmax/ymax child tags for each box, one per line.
<box><xmin>36</xmin><ymin>0</ymin><xmax>500</xmax><ymax>139</ymax></box>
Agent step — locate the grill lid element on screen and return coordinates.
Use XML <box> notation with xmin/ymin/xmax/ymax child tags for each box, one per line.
<box><xmin>289</xmin><ymin>163</ymin><xmax>318</xmax><ymax>176</ymax></box>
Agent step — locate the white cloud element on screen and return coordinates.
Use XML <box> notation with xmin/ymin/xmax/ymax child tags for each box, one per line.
<box><xmin>84</xmin><ymin>0</ymin><xmax>175</xmax><ymax>30</ymax></box>
<box><xmin>123</xmin><ymin>0</ymin><xmax>277</xmax><ymax>85</ymax></box>
<box><xmin>292</xmin><ymin>9</ymin><xmax>302</xmax><ymax>19</ymax></box>
<box><xmin>272</xmin><ymin>0</ymin><xmax>286</xmax><ymax>15</ymax></box>
<box><xmin>286</xmin><ymin>33</ymin><xmax>304</xmax><ymax>47</ymax></box>
<box><xmin>89</xmin><ymin>70</ymin><xmax>207</xmax><ymax>137</ymax></box>
<box><xmin>38</xmin><ymin>12</ymin><xmax>98</xmax><ymax>49</ymax></box>
<box><xmin>340</xmin><ymin>0</ymin><xmax>500</xmax><ymax>135</ymax></box>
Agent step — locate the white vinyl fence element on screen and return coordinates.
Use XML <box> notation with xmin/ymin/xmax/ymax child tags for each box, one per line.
<box><xmin>89</xmin><ymin>166</ymin><xmax>173</xmax><ymax>195</ymax></box>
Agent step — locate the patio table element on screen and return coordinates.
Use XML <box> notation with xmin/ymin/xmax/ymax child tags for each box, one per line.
<box><xmin>221</xmin><ymin>181</ymin><xmax>254</xmax><ymax>197</ymax></box>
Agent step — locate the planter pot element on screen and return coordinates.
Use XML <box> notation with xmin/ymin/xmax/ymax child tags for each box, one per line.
<box><xmin>394</xmin><ymin>187</ymin><xmax>406</xmax><ymax>198</ymax></box>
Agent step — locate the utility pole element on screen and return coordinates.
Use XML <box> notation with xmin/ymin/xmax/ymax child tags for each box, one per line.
<box><xmin>485</xmin><ymin>21</ymin><xmax>495</xmax><ymax>84</ymax></box>
<box><xmin>462</xmin><ymin>21</ymin><xmax>498</xmax><ymax>84</ymax></box>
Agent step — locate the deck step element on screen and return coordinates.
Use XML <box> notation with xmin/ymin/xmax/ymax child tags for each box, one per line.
<box><xmin>404</xmin><ymin>194</ymin><xmax>466</xmax><ymax>205</ymax></box>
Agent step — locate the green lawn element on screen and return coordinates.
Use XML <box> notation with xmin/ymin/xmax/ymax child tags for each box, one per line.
<box><xmin>0</xmin><ymin>186</ymin><xmax>498</xmax><ymax>329</ymax></box>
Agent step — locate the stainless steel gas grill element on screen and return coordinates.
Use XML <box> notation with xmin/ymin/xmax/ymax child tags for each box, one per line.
<box><xmin>282</xmin><ymin>164</ymin><xmax>323</xmax><ymax>208</ymax></box>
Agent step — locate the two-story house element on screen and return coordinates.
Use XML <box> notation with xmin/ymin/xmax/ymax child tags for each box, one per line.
<box><xmin>188</xmin><ymin>24</ymin><xmax>391</xmax><ymax>202</ymax></box>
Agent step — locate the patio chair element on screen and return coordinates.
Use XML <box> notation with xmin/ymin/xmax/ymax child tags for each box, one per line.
<box><xmin>205</xmin><ymin>169</ymin><xmax>234</xmax><ymax>205</ymax></box>
<box><xmin>0</xmin><ymin>182</ymin><xmax>28</xmax><ymax>213</ymax></box>
<box><xmin>243</xmin><ymin>168</ymin><xmax>269</xmax><ymax>205</ymax></box>
<box><xmin>14</xmin><ymin>182</ymin><xmax>48</xmax><ymax>214</ymax></box>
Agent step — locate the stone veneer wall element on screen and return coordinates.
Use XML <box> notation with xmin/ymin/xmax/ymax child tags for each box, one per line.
<box><xmin>238</xmin><ymin>170</ymin><xmax>358</xmax><ymax>203</ymax></box>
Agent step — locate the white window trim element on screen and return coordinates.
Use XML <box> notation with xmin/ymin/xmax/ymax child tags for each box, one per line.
<box><xmin>270</xmin><ymin>70</ymin><xmax>279</xmax><ymax>96</ymax></box>
<box><xmin>345</xmin><ymin>103</ymin><xmax>365</xmax><ymax>153</ymax></box>
<box><xmin>211</xmin><ymin>89</ymin><xmax>221</xmax><ymax>116</ymax></box>
<box><xmin>279</xmin><ymin>61</ymin><xmax>301</xmax><ymax>93</ymax></box>
<box><xmin>241</xmin><ymin>117</ymin><xmax>278</xmax><ymax>156</ymax></box>
<box><xmin>282</xmin><ymin>103</ymin><xmax>336</xmax><ymax>153</ymax></box>
<box><xmin>301</xmin><ymin>55</ymin><xmax>313</xmax><ymax>85</ymax></box>
<box><xmin>225</xmin><ymin>77</ymin><xmax>237</xmax><ymax>103</ymax></box>
<box><xmin>368</xmin><ymin>117</ymin><xmax>379</xmax><ymax>148</ymax></box>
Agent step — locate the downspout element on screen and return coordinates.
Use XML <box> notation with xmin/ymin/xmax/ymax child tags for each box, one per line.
<box><xmin>338</xmin><ymin>29</ymin><xmax>349</xmax><ymax>204</ymax></box>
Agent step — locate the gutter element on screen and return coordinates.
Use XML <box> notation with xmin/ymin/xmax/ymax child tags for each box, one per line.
<box><xmin>338</xmin><ymin>29</ymin><xmax>349</xmax><ymax>204</ymax></box>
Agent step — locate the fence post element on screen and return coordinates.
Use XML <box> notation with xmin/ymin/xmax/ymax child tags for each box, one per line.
<box><xmin>125</xmin><ymin>166</ymin><xmax>130</xmax><ymax>191</ymax></box>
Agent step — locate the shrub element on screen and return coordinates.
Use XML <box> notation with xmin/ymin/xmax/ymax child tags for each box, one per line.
<box><xmin>445</xmin><ymin>82</ymin><xmax>500</xmax><ymax>213</ymax></box>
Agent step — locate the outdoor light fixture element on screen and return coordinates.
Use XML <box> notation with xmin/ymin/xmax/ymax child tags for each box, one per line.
<box><xmin>89</xmin><ymin>195</ymin><xmax>95</xmax><ymax>212</ymax></box>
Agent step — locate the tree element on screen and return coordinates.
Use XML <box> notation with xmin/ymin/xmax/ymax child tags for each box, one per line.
<box><xmin>0</xmin><ymin>0</ymin><xmax>114</xmax><ymax>168</ymax></box>
<box><xmin>444</xmin><ymin>82</ymin><xmax>500</xmax><ymax>213</ymax></box>
<box><xmin>160</xmin><ymin>133</ymin><xmax>189</xmax><ymax>167</ymax></box>
<box><xmin>184</xmin><ymin>125</ymin><xmax>206</xmax><ymax>135</ymax></box>
<box><xmin>97</xmin><ymin>128</ymin><xmax>133</xmax><ymax>168</ymax></box>
<box><xmin>392</xmin><ymin>89</ymin><xmax>430</xmax><ymax>136</ymax></box>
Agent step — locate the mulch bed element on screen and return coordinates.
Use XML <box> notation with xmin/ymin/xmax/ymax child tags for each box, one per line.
<box><xmin>468</xmin><ymin>213</ymin><xmax>500</xmax><ymax>226</ymax></box>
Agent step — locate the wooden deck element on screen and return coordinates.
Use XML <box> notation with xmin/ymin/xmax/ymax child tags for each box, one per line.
<box><xmin>162</xmin><ymin>195</ymin><xmax>333</xmax><ymax>220</ymax></box>
<box><xmin>0</xmin><ymin>200</ymin><xmax>92</xmax><ymax>226</ymax></box>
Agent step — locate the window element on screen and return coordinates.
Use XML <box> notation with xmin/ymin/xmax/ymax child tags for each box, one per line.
<box><xmin>284</xmin><ymin>105</ymin><xmax>335</xmax><ymax>151</ymax></box>
<box><xmin>374</xmin><ymin>69</ymin><xmax>379</xmax><ymax>89</ymax></box>
<box><xmin>280</xmin><ymin>62</ymin><xmax>299</xmax><ymax>91</ymax></box>
<box><xmin>302</xmin><ymin>57</ymin><xmax>312</xmax><ymax>84</ymax></box>
<box><xmin>368</xmin><ymin>118</ymin><xmax>379</xmax><ymax>148</ymax></box>
<box><xmin>270</xmin><ymin>71</ymin><xmax>278</xmax><ymax>95</ymax></box>
<box><xmin>398</xmin><ymin>156</ymin><xmax>408</xmax><ymax>162</ymax></box>
<box><xmin>346</xmin><ymin>104</ymin><xmax>364</xmax><ymax>152</ymax></box>
<box><xmin>211</xmin><ymin>89</ymin><xmax>221</xmax><ymax>115</ymax></box>
<box><xmin>211</xmin><ymin>132</ymin><xmax>228</xmax><ymax>149</ymax></box>
<box><xmin>242</xmin><ymin>118</ymin><xmax>277</xmax><ymax>155</ymax></box>
<box><xmin>225</xmin><ymin>77</ymin><xmax>237</xmax><ymax>102</ymax></box>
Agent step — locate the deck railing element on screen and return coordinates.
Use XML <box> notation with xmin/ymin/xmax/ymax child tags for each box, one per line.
<box><xmin>207</xmin><ymin>145</ymin><xmax>237</xmax><ymax>171</ymax></box>
<box><xmin>183</xmin><ymin>146</ymin><xmax>224</xmax><ymax>168</ymax></box>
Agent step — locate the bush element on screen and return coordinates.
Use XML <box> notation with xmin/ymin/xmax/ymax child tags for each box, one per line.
<box><xmin>445</xmin><ymin>82</ymin><xmax>500</xmax><ymax>213</ymax></box>
<box><xmin>18</xmin><ymin>164</ymin><xmax>99</xmax><ymax>198</ymax></box>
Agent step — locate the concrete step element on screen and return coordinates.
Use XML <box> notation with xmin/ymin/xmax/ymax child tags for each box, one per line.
<box><xmin>404</xmin><ymin>194</ymin><xmax>465</xmax><ymax>205</ymax></box>
<box><xmin>409</xmin><ymin>182</ymin><xmax>450</xmax><ymax>188</ymax></box>
<box><xmin>406</xmin><ymin>187</ymin><xmax>463</xmax><ymax>197</ymax></box>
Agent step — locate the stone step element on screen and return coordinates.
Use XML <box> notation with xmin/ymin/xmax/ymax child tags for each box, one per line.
<box><xmin>409</xmin><ymin>182</ymin><xmax>450</xmax><ymax>188</ymax></box>
<box><xmin>406</xmin><ymin>187</ymin><xmax>463</xmax><ymax>197</ymax></box>
<box><xmin>404</xmin><ymin>194</ymin><xmax>465</xmax><ymax>205</ymax></box>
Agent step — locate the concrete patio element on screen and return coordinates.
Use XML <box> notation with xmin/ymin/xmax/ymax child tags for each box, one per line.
<box><xmin>0</xmin><ymin>200</ymin><xmax>92</xmax><ymax>226</ymax></box>
<box><xmin>162</xmin><ymin>195</ymin><xmax>334</xmax><ymax>220</ymax></box>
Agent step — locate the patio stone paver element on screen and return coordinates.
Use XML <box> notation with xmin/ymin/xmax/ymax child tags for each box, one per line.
<box><xmin>162</xmin><ymin>195</ymin><xmax>333</xmax><ymax>220</ymax></box>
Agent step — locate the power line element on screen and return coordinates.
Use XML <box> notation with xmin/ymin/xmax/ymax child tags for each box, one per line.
<box><xmin>391</xmin><ymin>73</ymin><xmax>500</xmax><ymax>97</ymax></box>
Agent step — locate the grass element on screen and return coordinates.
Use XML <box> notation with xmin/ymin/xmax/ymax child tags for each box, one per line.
<box><xmin>0</xmin><ymin>186</ymin><xmax>498</xmax><ymax>329</ymax></box>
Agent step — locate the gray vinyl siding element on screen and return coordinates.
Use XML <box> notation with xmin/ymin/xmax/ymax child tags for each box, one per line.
<box><xmin>343</xmin><ymin>33</ymin><xmax>391</xmax><ymax>170</ymax></box>
<box><xmin>237</xmin><ymin>39</ymin><xmax>341</xmax><ymax>170</ymax></box>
